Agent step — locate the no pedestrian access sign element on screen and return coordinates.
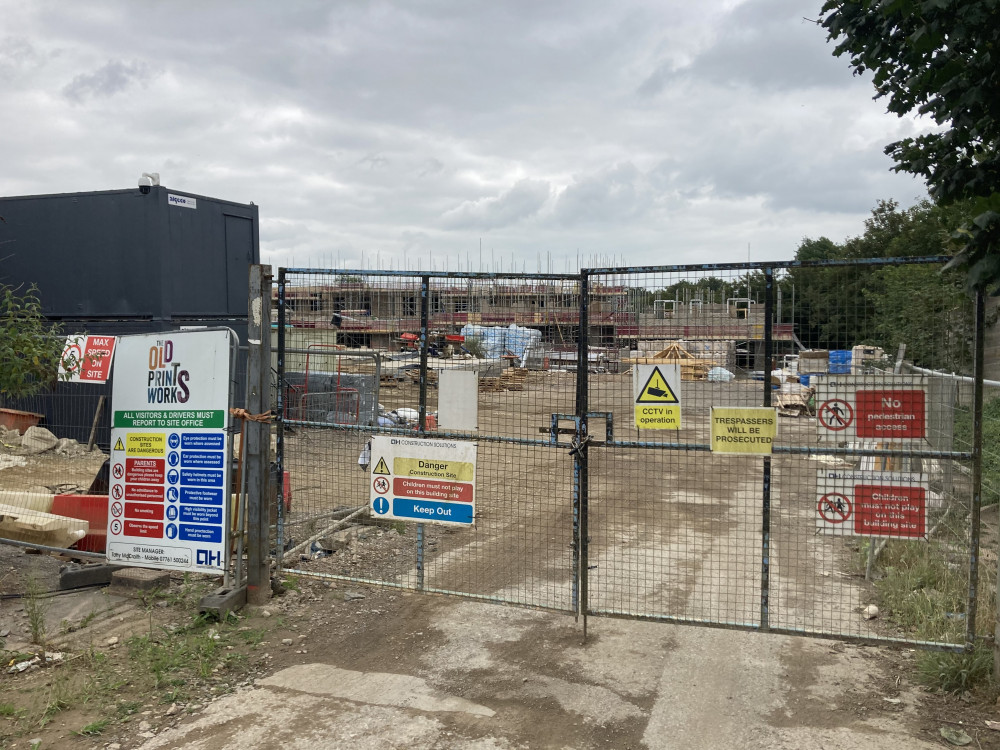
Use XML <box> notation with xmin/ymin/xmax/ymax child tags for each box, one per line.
<box><xmin>633</xmin><ymin>364</ymin><xmax>681</xmax><ymax>430</ymax></box>
<box><xmin>815</xmin><ymin>375</ymin><xmax>927</xmax><ymax>443</ymax></box>
<box><xmin>369</xmin><ymin>435</ymin><xmax>477</xmax><ymax>526</ymax></box>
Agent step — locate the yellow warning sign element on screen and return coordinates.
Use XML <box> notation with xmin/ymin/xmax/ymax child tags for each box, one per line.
<box><xmin>114</xmin><ymin>437</ymin><xmax>125</xmax><ymax>452</ymax></box>
<box><xmin>633</xmin><ymin>364</ymin><xmax>681</xmax><ymax>430</ymax></box>
<box><xmin>634</xmin><ymin>405</ymin><xmax>681</xmax><ymax>429</ymax></box>
<box><xmin>711</xmin><ymin>407</ymin><xmax>777</xmax><ymax>454</ymax></box>
<box><xmin>636</xmin><ymin>367</ymin><xmax>680</xmax><ymax>403</ymax></box>
<box><xmin>372</xmin><ymin>457</ymin><xmax>390</xmax><ymax>475</ymax></box>
<box><xmin>126</xmin><ymin>433</ymin><xmax>165</xmax><ymax>457</ymax></box>
<box><xmin>394</xmin><ymin>457</ymin><xmax>475</xmax><ymax>482</ymax></box>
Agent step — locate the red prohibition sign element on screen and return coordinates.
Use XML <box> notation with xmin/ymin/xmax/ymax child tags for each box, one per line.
<box><xmin>819</xmin><ymin>399</ymin><xmax>854</xmax><ymax>431</ymax></box>
<box><xmin>818</xmin><ymin>493</ymin><xmax>852</xmax><ymax>523</ymax></box>
<box><xmin>373</xmin><ymin>476</ymin><xmax>390</xmax><ymax>494</ymax></box>
<box><xmin>111</xmin><ymin>502</ymin><xmax>123</xmax><ymax>517</ymax></box>
<box><xmin>111</xmin><ymin>484</ymin><xmax>123</xmax><ymax>500</ymax></box>
<box><xmin>112</xmin><ymin>463</ymin><xmax>124</xmax><ymax>479</ymax></box>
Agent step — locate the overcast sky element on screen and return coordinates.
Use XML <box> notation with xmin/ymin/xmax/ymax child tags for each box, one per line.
<box><xmin>0</xmin><ymin>0</ymin><xmax>932</xmax><ymax>273</ymax></box>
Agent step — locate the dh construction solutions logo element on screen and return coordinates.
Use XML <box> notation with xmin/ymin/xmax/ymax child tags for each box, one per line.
<box><xmin>147</xmin><ymin>340</ymin><xmax>190</xmax><ymax>404</ymax></box>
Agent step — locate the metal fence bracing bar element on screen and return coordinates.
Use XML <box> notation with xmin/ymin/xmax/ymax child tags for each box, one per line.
<box><xmin>271</xmin><ymin>257</ymin><xmax>987</xmax><ymax>653</ymax></box>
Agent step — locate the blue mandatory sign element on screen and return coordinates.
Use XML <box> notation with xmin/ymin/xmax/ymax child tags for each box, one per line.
<box><xmin>166</xmin><ymin>505</ymin><xmax>179</xmax><ymax>521</ymax></box>
<box><xmin>167</xmin><ymin>469</ymin><xmax>179</xmax><ymax>485</ymax></box>
<box><xmin>392</xmin><ymin>498</ymin><xmax>473</xmax><ymax>524</ymax></box>
<box><xmin>165</xmin><ymin>523</ymin><xmax>179</xmax><ymax>540</ymax></box>
<box><xmin>167</xmin><ymin>451</ymin><xmax>180</xmax><ymax>467</ymax></box>
<box><xmin>168</xmin><ymin>433</ymin><xmax>180</xmax><ymax>449</ymax></box>
<box><xmin>166</xmin><ymin>487</ymin><xmax>179</xmax><ymax>503</ymax></box>
<box><xmin>373</xmin><ymin>496</ymin><xmax>390</xmax><ymax>515</ymax></box>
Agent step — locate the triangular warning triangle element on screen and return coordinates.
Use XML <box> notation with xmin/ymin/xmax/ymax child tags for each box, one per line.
<box><xmin>114</xmin><ymin>437</ymin><xmax>125</xmax><ymax>451</ymax></box>
<box><xmin>636</xmin><ymin>367</ymin><xmax>679</xmax><ymax>404</ymax></box>
<box><xmin>372</xmin><ymin>457</ymin><xmax>391</xmax><ymax>475</ymax></box>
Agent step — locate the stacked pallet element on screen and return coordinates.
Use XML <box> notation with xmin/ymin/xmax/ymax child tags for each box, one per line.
<box><xmin>623</xmin><ymin>343</ymin><xmax>709</xmax><ymax>381</ymax></box>
<box><xmin>405</xmin><ymin>369</ymin><xmax>439</xmax><ymax>386</ymax></box>
<box><xmin>479</xmin><ymin>369</ymin><xmax>530</xmax><ymax>392</ymax></box>
<box><xmin>501</xmin><ymin>369</ymin><xmax>530</xmax><ymax>391</ymax></box>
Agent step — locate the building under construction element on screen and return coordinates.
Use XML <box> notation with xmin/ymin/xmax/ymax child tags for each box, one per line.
<box><xmin>277</xmin><ymin>277</ymin><xmax>794</xmax><ymax>372</ymax></box>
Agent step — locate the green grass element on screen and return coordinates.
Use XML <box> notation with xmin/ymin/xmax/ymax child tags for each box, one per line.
<box><xmin>868</xmin><ymin>521</ymin><xmax>998</xmax><ymax>694</ymax></box>
<box><xmin>0</xmin><ymin>703</ymin><xmax>23</xmax><ymax>717</ymax></box>
<box><xmin>919</xmin><ymin>642</ymin><xmax>994</xmax><ymax>693</ymax></box>
<box><xmin>954</xmin><ymin>396</ymin><xmax>1000</xmax><ymax>507</ymax></box>
<box><xmin>73</xmin><ymin>718</ymin><xmax>111</xmax><ymax>736</ymax></box>
<box><xmin>23</xmin><ymin>574</ymin><xmax>48</xmax><ymax>646</ymax></box>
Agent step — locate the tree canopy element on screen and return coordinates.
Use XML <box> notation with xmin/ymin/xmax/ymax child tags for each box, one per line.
<box><xmin>791</xmin><ymin>199</ymin><xmax>976</xmax><ymax>371</ymax></box>
<box><xmin>820</xmin><ymin>0</ymin><xmax>1000</xmax><ymax>292</ymax></box>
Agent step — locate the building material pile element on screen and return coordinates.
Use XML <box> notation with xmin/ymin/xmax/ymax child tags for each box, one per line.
<box><xmin>624</xmin><ymin>343</ymin><xmax>709</xmax><ymax>381</ymax></box>
<box><xmin>0</xmin><ymin>502</ymin><xmax>89</xmax><ymax>548</ymax></box>
<box><xmin>479</xmin><ymin>369</ymin><xmax>530</xmax><ymax>393</ymax></box>
<box><xmin>405</xmin><ymin>369</ymin><xmax>439</xmax><ymax>386</ymax></box>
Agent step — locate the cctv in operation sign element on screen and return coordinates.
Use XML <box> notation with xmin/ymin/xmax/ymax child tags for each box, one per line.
<box><xmin>107</xmin><ymin>330</ymin><xmax>234</xmax><ymax>573</ymax></box>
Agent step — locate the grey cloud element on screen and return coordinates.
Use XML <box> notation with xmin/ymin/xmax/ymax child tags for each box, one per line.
<box><xmin>442</xmin><ymin>178</ymin><xmax>551</xmax><ymax>230</ymax></box>
<box><xmin>640</xmin><ymin>0</ymin><xmax>846</xmax><ymax>97</ymax></box>
<box><xmin>62</xmin><ymin>59</ymin><xmax>154</xmax><ymax>102</ymax></box>
<box><xmin>553</xmin><ymin>163</ymin><xmax>652</xmax><ymax>226</ymax></box>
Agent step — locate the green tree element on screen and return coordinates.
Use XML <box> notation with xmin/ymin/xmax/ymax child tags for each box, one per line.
<box><xmin>0</xmin><ymin>284</ymin><xmax>64</xmax><ymax>399</ymax></box>
<box><xmin>791</xmin><ymin>199</ymin><xmax>975</xmax><ymax>363</ymax></box>
<box><xmin>820</xmin><ymin>1</ymin><xmax>1000</xmax><ymax>292</ymax></box>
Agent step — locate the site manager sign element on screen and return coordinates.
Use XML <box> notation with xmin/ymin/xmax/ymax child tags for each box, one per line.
<box><xmin>107</xmin><ymin>330</ymin><xmax>234</xmax><ymax>573</ymax></box>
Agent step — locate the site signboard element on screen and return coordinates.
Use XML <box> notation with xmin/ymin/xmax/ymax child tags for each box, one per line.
<box><xmin>815</xmin><ymin>375</ymin><xmax>928</xmax><ymax>443</ymax></box>
<box><xmin>816</xmin><ymin>470</ymin><xmax>929</xmax><ymax>540</ymax></box>
<box><xmin>632</xmin><ymin>364</ymin><xmax>682</xmax><ymax>430</ymax></box>
<box><xmin>58</xmin><ymin>334</ymin><xmax>117</xmax><ymax>383</ymax></box>
<box><xmin>710</xmin><ymin>407</ymin><xmax>776</xmax><ymax>454</ymax></box>
<box><xmin>369</xmin><ymin>435</ymin><xmax>477</xmax><ymax>526</ymax></box>
<box><xmin>107</xmin><ymin>330</ymin><xmax>234</xmax><ymax>572</ymax></box>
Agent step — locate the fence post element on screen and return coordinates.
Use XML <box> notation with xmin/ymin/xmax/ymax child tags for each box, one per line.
<box><xmin>416</xmin><ymin>274</ymin><xmax>430</xmax><ymax>590</ymax></box>
<box><xmin>967</xmin><ymin>291</ymin><xmax>985</xmax><ymax>660</ymax></box>
<box><xmin>275</xmin><ymin>268</ymin><xmax>287</xmax><ymax>575</ymax></box>
<box><xmin>246</xmin><ymin>264</ymin><xmax>272</xmax><ymax>605</ymax></box>
<box><xmin>760</xmin><ymin>266</ymin><xmax>774</xmax><ymax>631</ymax></box>
<box><xmin>575</xmin><ymin>270</ymin><xmax>590</xmax><ymax>637</ymax></box>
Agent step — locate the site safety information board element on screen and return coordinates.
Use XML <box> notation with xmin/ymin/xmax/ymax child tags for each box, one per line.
<box><xmin>816</xmin><ymin>470</ymin><xmax>929</xmax><ymax>539</ymax></box>
<box><xmin>107</xmin><ymin>330</ymin><xmax>234</xmax><ymax>573</ymax></box>
<box><xmin>815</xmin><ymin>375</ymin><xmax>928</xmax><ymax>443</ymax></box>
<box><xmin>369</xmin><ymin>435</ymin><xmax>477</xmax><ymax>526</ymax></box>
<box><xmin>710</xmin><ymin>408</ymin><xmax>776</xmax><ymax>454</ymax></box>
<box><xmin>633</xmin><ymin>364</ymin><xmax>681</xmax><ymax>430</ymax></box>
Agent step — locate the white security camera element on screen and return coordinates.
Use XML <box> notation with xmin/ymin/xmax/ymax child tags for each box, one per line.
<box><xmin>138</xmin><ymin>172</ymin><xmax>160</xmax><ymax>194</ymax></box>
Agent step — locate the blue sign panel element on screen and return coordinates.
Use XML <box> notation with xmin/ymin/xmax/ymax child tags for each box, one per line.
<box><xmin>180</xmin><ymin>487</ymin><xmax>224</xmax><ymax>505</ymax></box>
<box><xmin>392</xmin><ymin>498</ymin><xmax>474</xmax><ymax>524</ymax></box>
<box><xmin>179</xmin><ymin>524</ymin><xmax>222</xmax><ymax>543</ymax></box>
<box><xmin>180</xmin><ymin>469</ymin><xmax>224</xmax><ymax>487</ymax></box>
<box><xmin>180</xmin><ymin>505</ymin><xmax>223</xmax><ymax>524</ymax></box>
<box><xmin>181</xmin><ymin>433</ymin><xmax>225</xmax><ymax>450</ymax></box>
<box><xmin>181</xmin><ymin>450</ymin><xmax>224</xmax><ymax>468</ymax></box>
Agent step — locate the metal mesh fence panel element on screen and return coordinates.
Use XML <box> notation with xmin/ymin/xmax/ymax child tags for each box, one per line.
<box><xmin>584</xmin><ymin>269</ymin><xmax>768</xmax><ymax>628</ymax></box>
<box><xmin>274</xmin><ymin>258</ymin><xmax>985</xmax><ymax>650</ymax></box>
<box><xmin>276</xmin><ymin>270</ymin><xmax>579</xmax><ymax>613</ymax></box>
<box><xmin>583</xmin><ymin>259</ymin><xmax>979</xmax><ymax>649</ymax></box>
